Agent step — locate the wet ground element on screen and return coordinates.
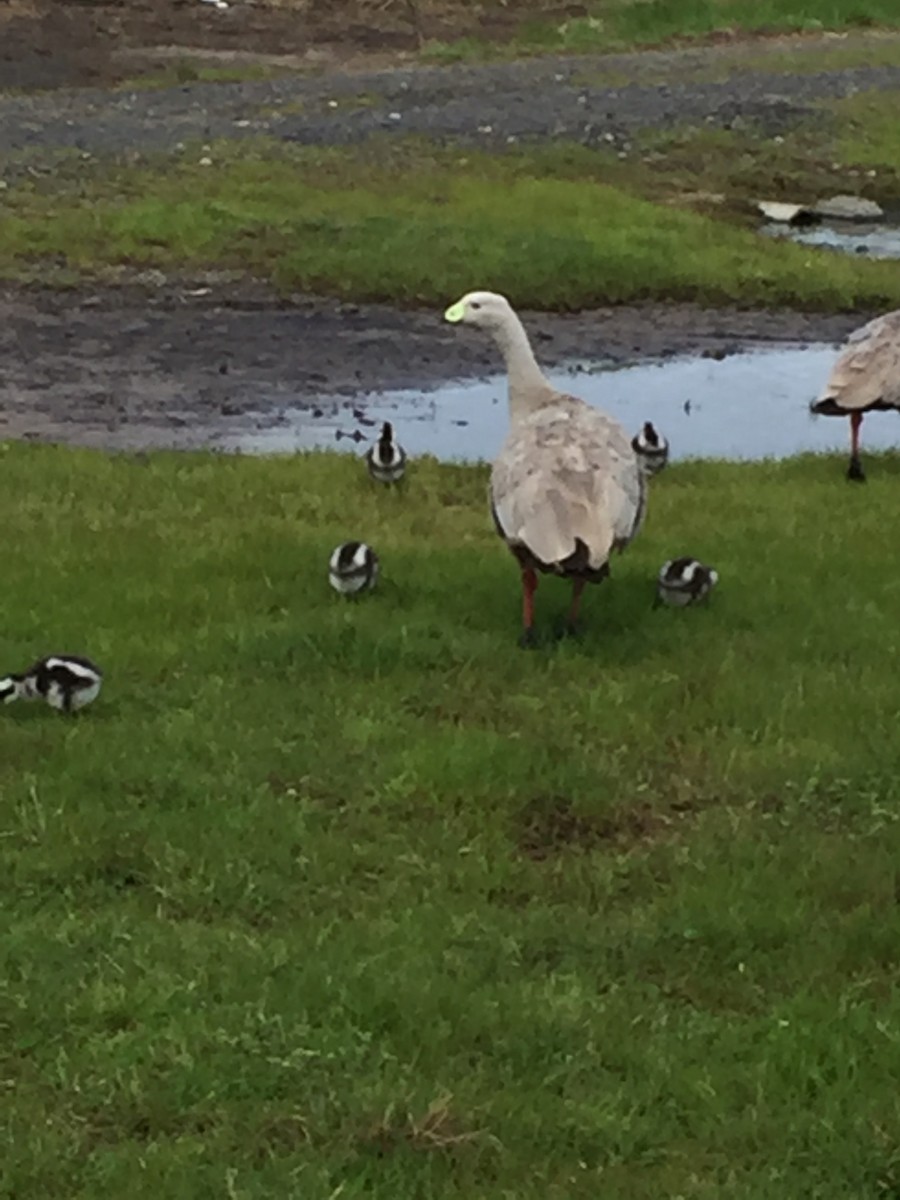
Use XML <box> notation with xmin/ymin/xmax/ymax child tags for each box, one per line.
<box><xmin>0</xmin><ymin>285</ymin><xmax>868</xmax><ymax>457</ymax></box>
<box><xmin>233</xmin><ymin>346</ymin><xmax>898</xmax><ymax>463</ymax></box>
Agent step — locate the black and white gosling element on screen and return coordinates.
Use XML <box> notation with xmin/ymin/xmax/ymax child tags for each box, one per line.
<box><xmin>654</xmin><ymin>557</ymin><xmax>718</xmax><ymax>608</ymax></box>
<box><xmin>365</xmin><ymin>422</ymin><xmax>407</xmax><ymax>485</ymax></box>
<box><xmin>632</xmin><ymin>421</ymin><xmax>669</xmax><ymax>476</ymax></box>
<box><xmin>0</xmin><ymin>654</ymin><xmax>103</xmax><ymax>712</ymax></box>
<box><xmin>328</xmin><ymin>542</ymin><xmax>380</xmax><ymax>596</ymax></box>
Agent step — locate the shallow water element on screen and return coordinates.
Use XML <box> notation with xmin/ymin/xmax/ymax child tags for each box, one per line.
<box><xmin>229</xmin><ymin>344</ymin><xmax>898</xmax><ymax>465</ymax></box>
<box><xmin>760</xmin><ymin>220</ymin><xmax>900</xmax><ymax>259</ymax></box>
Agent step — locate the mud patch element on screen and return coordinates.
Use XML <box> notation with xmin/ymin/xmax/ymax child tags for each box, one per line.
<box><xmin>516</xmin><ymin>795</ymin><xmax>664</xmax><ymax>860</ymax></box>
<box><xmin>0</xmin><ymin>0</ymin><xmax>587</xmax><ymax>93</ymax></box>
<box><xmin>0</xmin><ymin>285</ymin><xmax>869</xmax><ymax>456</ymax></box>
<box><xmin>0</xmin><ymin>3</ymin><xmax>116</xmax><ymax>91</ymax></box>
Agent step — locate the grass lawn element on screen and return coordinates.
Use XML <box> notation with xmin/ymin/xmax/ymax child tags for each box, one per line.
<box><xmin>2</xmin><ymin>122</ymin><xmax>900</xmax><ymax>311</ymax></box>
<box><xmin>420</xmin><ymin>0</ymin><xmax>900</xmax><ymax>60</ymax></box>
<box><xmin>4</xmin><ymin>439</ymin><xmax>900</xmax><ymax>1198</ymax></box>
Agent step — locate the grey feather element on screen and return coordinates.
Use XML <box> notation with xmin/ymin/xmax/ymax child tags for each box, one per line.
<box><xmin>815</xmin><ymin>310</ymin><xmax>900</xmax><ymax>413</ymax></box>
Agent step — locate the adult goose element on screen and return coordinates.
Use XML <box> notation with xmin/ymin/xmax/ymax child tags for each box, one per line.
<box><xmin>444</xmin><ymin>290</ymin><xmax>651</xmax><ymax>647</ymax></box>
<box><xmin>810</xmin><ymin>310</ymin><xmax>900</xmax><ymax>481</ymax></box>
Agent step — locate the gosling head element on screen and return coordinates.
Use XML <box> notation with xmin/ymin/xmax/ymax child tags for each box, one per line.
<box><xmin>632</xmin><ymin>421</ymin><xmax>670</xmax><ymax>476</ymax></box>
<box><xmin>0</xmin><ymin>675</ymin><xmax>24</xmax><ymax>704</ymax></box>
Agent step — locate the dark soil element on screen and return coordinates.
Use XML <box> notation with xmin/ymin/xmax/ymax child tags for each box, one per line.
<box><xmin>0</xmin><ymin>0</ymin><xmax>583</xmax><ymax>93</ymax></box>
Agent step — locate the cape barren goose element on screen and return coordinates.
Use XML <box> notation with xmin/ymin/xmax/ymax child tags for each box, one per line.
<box><xmin>444</xmin><ymin>290</ymin><xmax>651</xmax><ymax>647</ymax></box>
<box><xmin>810</xmin><ymin>310</ymin><xmax>900</xmax><ymax>481</ymax></box>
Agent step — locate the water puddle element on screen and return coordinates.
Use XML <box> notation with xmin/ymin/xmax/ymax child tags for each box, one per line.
<box><xmin>226</xmin><ymin>344</ymin><xmax>898</xmax><ymax>465</ymax></box>
<box><xmin>760</xmin><ymin>220</ymin><xmax>900</xmax><ymax>259</ymax></box>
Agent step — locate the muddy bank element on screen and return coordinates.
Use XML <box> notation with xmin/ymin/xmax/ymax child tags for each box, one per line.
<box><xmin>0</xmin><ymin>283</ymin><xmax>862</xmax><ymax>452</ymax></box>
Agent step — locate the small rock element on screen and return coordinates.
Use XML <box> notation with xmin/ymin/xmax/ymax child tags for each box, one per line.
<box><xmin>199</xmin><ymin>157</ymin><xmax>213</xmax><ymax>167</ymax></box>
<box><xmin>815</xmin><ymin>194</ymin><xmax>883</xmax><ymax>220</ymax></box>
<box><xmin>680</xmin><ymin>190</ymin><xmax>726</xmax><ymax>206</ymax></box>
<box><xmin>757</xmin><ymin>200</ymin><xmax>816</xmax><ymax>225</ymax></box>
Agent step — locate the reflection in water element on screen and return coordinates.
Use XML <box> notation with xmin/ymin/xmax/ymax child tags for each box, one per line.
<box><xmin>230</xmin><ymin>344</ymin><xmax>898</xmax><ymax>465</ymax></box>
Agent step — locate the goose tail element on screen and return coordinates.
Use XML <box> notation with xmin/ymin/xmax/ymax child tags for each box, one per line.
<box><xmin>809</xmin><ymin>395</ymin><xmax>846</xmax><ymax>417</ymax></box>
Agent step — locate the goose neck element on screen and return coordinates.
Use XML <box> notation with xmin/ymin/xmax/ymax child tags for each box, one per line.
<box><xmin>494</xmin><ymin>312</ymin><xmax>551</xmax><ymax>414</ymax></box>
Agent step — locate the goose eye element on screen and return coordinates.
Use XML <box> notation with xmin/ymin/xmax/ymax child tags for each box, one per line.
<box><xmin>470</xmin><ymin>302</ymin><xmax>481</xmax><ymax>311</ymax></box>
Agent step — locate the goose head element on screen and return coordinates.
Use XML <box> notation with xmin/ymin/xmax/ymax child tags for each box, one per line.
<box><xmin>444</xmin><ymin>291</ymin><xmax>515</xmax><ymax>333</ymax></box>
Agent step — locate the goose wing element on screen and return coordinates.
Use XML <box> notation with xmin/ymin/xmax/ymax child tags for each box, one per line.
<box><xmin>819</xmin><ymin>310</ymin><xmax>900</xmax><ymax>410</ymax></box>
<box><xmin>491</xmin><ymin>397</ymin><xmax>643</xmax><ymax>571</ymax></box>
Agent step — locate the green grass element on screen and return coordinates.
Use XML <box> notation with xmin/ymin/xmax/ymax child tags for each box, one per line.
<box><xmin>570</xmin><ymin>30</ymin><xmax>900</xmax><ymax>87</ymax></box>
<box><xmin>1</xmin><ymin>136</ymin><xmax>899</xmax><ymax>310</ymax></box>
<box><xmin>4</xmin><ymin>440</ymin><xmax>900</xmax><ymax>1197</ymax></box>
<box><xmin>834</xmin><ymin>88</ymin><xmax>900</xmax><ymax>167</ymax></box>
<box><xmin>625</xmin><ymin>87</ymin><xmax>900</xmax><ymax>215</ymax></box>
<box><xmin>424</xmin><ymin>0</ymin><xmax>900</xmax><ymax>61</ymax></box>
<box><xmin>117</xmin><ymin>59</ymin><xmax>293</xmax><ymax>91</ymax></box>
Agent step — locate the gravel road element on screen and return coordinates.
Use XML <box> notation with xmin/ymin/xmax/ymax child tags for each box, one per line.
<box><xmin>2</xmin><ymin>38</ymin><xmax>899</xmax><ymax>159</ymax></box>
